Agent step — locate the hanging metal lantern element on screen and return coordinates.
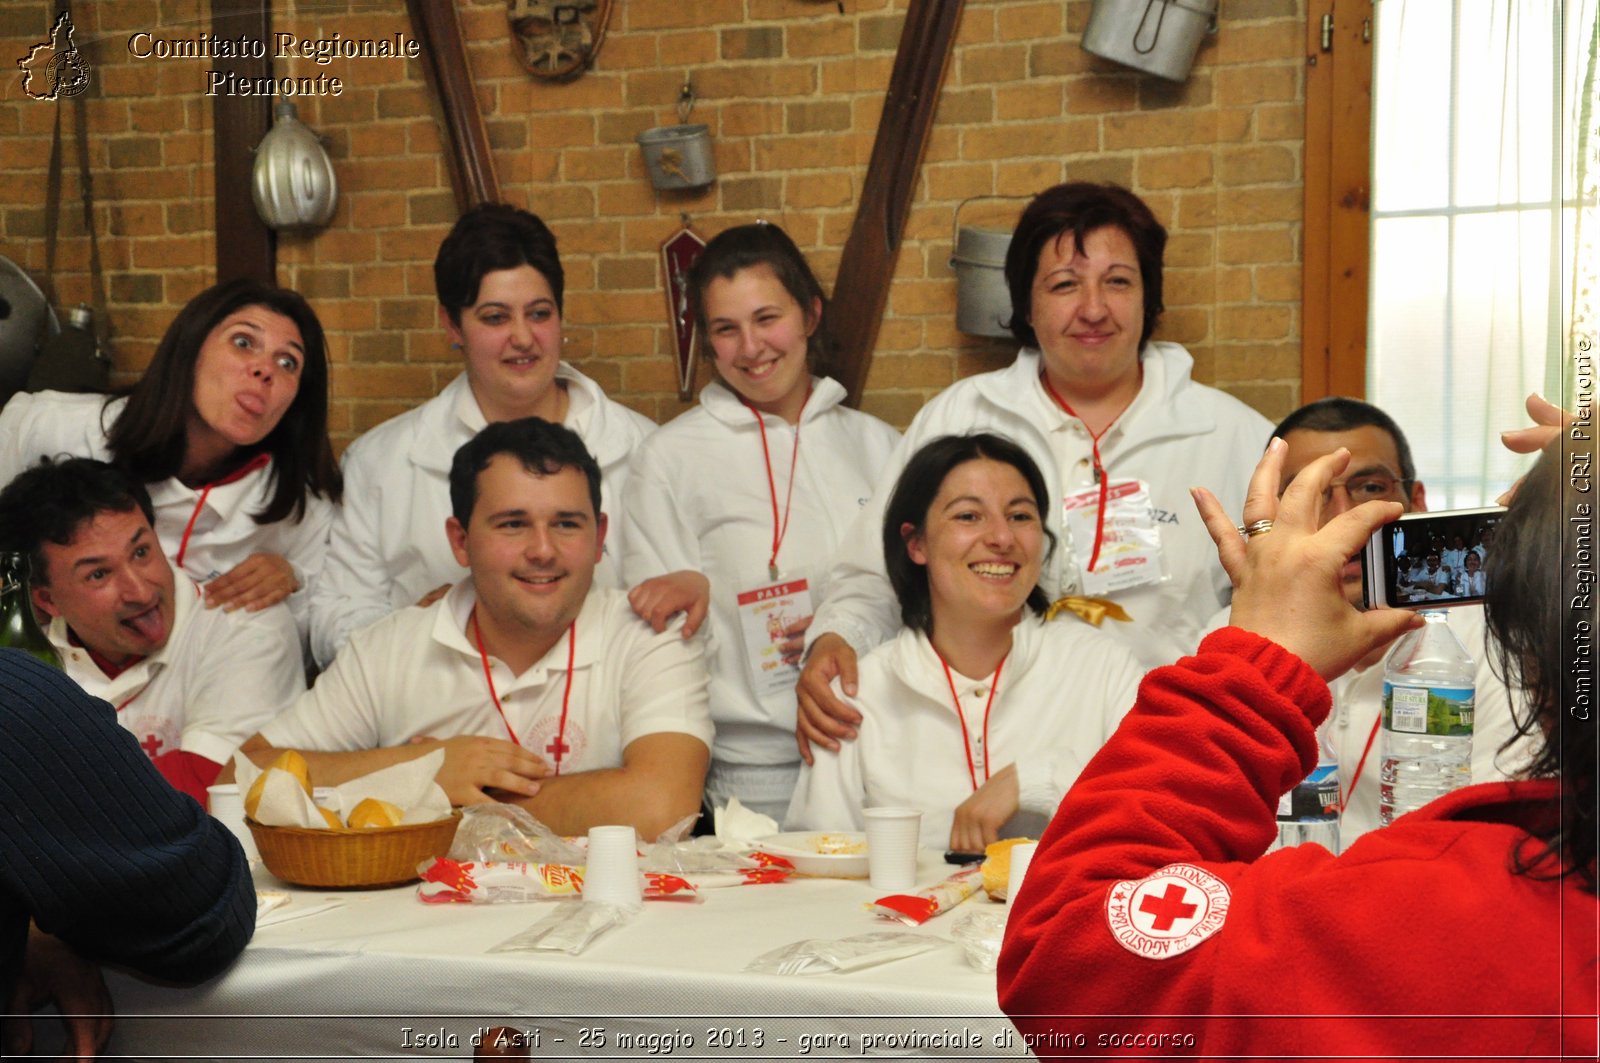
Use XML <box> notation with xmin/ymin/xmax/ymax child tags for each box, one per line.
<box><xmin>252</xmin><ymin>101</ymin><xmax>337</xmax><ymax>230</ymax></box>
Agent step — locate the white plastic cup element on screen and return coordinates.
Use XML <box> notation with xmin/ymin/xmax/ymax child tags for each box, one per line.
<box><xmin>863</xmin><ymin>807</ymin><xmax>921</xmax><ymax>892</ymax></box>
<box><xmin>583</xmin><ymin>825</ymin><xmax>643</xmax><ymax>908</ymax></box>
<box><xmin>206</xmin><ymin>783</ymin><xmax>259</xmax><ymax>862</ymax></box>
<box><xmin>1005</xmin><ymin>841</ymin><xmax>1038</xmax><ymax>904</ymax></box>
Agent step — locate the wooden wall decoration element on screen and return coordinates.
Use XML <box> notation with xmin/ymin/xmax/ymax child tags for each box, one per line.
<box><xmin>211</xmin><ymin>0</ymin><xmax>275</xmax><ymax>285</ymax></box>
<box><xmin>829</xmin><ymin>0</ymin><xmax>965</xmax><ymax>406</ymax></box>
<box><xmin>407</xmin><ymin>0</ymin><xmax>501</xmax><ymax>211</ymax></box>
<box><xmin>507</xmin><ymin>0</ymin><xmax>614</xmax><ymax>81</ymax></box>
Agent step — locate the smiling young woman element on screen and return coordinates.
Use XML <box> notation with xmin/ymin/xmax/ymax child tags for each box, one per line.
<box><xmin>618</xmin><ymin>222</ymin><xmax>901</xmax><ymax>822</ymax></box>
<box><xmin>785</xmin><ymin>433</ymin><xmax>1146</xmax><ymax>852</ymax></box>
<box><xmin>0</xmin><ymin>279</ymin><xmax>342</xmax><ymax>642</ymax></box>
<box><xmin>309</xmin><ymin>203</ymin><xmax>656</xmax><ymax>669</ymax></box>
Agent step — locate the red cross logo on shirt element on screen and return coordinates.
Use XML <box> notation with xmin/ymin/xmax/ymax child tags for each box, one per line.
<box><xmin>1105</xmin><ymin>864</ymin><xmax>1232</xmax><ymax>960</ymax></box>
<box><xmin>545</xmin><ymin>735</ymin><xmax>570</xmax><ymax>763</ymax></box>
<box><xmin>140</xmin><ymin>734</ymin><xmax>164</xmax><ymax>759</ymax></box>
<box><xmin>1138</xmin><ymin>882</ymin><xmax>1197</xmax><ymax>930</ymax></box>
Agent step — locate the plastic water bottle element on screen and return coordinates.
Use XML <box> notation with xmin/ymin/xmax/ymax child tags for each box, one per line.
<box><xmin>1270</xmin><ymin>762</ymin><xmax>1341</xmax><ymax>853</ymax></box>
<box><xmin>1380</xmin><ymin>611</ymin><xmax>1474</xmax><ymax>824</ymax></box>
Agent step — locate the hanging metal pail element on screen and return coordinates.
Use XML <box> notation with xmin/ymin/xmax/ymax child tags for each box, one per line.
<box><xmin>636</xmin><ymin>124</ymin><xmax>716</xmax><ymax>191</ymax></box>
<box><xmin>1082</xmin><ymin>0</ymin><xmax>1219</xmax><ymax>82</ymax></box>
<box><xmin>951</xmin><ymin>225</ymin><xmax>1014</xmax><ymax>339</ymax></box>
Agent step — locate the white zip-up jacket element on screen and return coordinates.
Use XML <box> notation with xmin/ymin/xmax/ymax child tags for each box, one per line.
<box><xmin>619</xmin><ymin>377</ymin><xmax>899</xmax><ymax>768</ymax></box>
<box><xmin>309</xmin><ymin>366</ymin><xmax>655</xmax><ymax>667</ymax></box>
<box><xmin>786</xmin><ymin>614</ymin><xmax>1145</xmax><ymax>848</ymax></box>
<box><xmin>809</xmin><ymin>344</ymin><xmax>1273</xmax><ymax>670</ymax></box>
<box><xmin>0</xmin><ymin>390</ymin><xmax>333</xmax><ymax>641</ymax></box>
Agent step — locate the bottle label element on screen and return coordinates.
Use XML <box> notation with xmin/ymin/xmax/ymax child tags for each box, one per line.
<box><xmin>1382</xmin><ymin>683</ymin><xmax>1475</xmax><ymax>736</ymax></box>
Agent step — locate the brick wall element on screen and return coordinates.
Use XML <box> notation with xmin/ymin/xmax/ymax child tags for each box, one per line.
<box><xmin>1</xmin><ymin>0</ymin><xmax>1306</xmax><ymax>447</ymax></box>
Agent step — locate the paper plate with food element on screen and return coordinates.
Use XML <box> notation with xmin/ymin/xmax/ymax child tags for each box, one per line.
<box><xmin>752</xmin><ymin>831</ymin><xmax>869</xmax><ymax>878</ymax></box>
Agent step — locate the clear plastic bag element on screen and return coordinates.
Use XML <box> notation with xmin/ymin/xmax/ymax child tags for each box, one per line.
<box><xmin>488</xmin><ymin>901</ymin><xmax>628</xmax><ymax>956</ymax></box>
<box><xmin>744</xmin><ymin>931</ymin><xmax>947</xmax><ymax>976</ymax></box>
<box><xmin>448</xmin><ymin>804</ymin><xmax>587</xmax><ymax>865</ymax></box>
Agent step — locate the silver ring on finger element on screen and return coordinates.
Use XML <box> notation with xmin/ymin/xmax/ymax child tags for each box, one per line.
<box><xmin>1243</xmin><ymin>518</ymin><xmax>1275</xmax><ymax>539</ymax></box>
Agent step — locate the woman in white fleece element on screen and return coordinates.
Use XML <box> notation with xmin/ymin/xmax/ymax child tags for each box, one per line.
<box><xmin>786</xmin><ymin>432</ymin><xmax>1145</xmax><ymax>851</ymax></box>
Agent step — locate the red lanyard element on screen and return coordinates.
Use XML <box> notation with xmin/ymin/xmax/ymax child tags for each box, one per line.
<box><xmin>741</xmin><ymin>390</ymin><xmax>809</xmax><ymax>581</ymax></box>
<box><xmin>174</xmin><ymin>452</ymin><xmax>271</xmax><ymax>566</ymax></box>
<box><xmin>936</xmin><ymin>649</ymin><xmax>1008</xmax><ymax>791</ymax></box>
<box><xmin>1039</xmin><ymin>371</ymin><xmax>1119</xmax><ymax>573</ymax></box>
<box><xmin>471</xmin><ymin>609</ymin><xmax>577</xmax><ymax>775</ymax></box>
<box><xmin>1338</xmin><ymin>715</ymin><xmax>1383</xmax><ymax>815</ymax></box>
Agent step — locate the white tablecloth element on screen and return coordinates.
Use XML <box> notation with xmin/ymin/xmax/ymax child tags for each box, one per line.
<box><xmin>101</xmin><ymin>852</ymin><xmax>1025</xmax><ymax>1061</ymax></box>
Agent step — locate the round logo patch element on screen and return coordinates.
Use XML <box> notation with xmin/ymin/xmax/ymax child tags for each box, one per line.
<box><xmin>121</xmin><ymin>711</ymin><xmax>181</xmax><ymax>764</ymax></box>
<box><xmin>1104</xmin><ymin>863</ymin><xmax>1231</xmax><ymax>960</ymax></box>
<box><xmin>522</xmin><ymin>716</ymin><xmax>588</xmax><ymax>772</ymax></box>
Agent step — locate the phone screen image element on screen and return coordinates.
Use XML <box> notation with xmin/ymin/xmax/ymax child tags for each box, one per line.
<box><xmin>1362</xmin><ymin>508</ymin><xmax>1504</xmax><ymax>610</ymax></box>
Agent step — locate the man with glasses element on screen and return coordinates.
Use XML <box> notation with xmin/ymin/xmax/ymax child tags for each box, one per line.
<box><xmin>1264</xmin><ymin>398</ymin><xmax>1536</xmax><ymax>846</ymax></box>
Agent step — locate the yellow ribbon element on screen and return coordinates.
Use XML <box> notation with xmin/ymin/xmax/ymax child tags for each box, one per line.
<box><xmin>1045</xmin><ymin>595</ymin><xmax>1133</xmax><ymax>627</ymax></box>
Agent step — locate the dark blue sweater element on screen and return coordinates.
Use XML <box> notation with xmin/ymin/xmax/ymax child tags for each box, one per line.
<box><xmin>0</xmin><ymin>650</ymin><xmax>254</xmax><ymax>1025</ymax></box>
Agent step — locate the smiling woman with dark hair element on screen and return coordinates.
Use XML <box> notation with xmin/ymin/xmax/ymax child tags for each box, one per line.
<box><xmin>797</xmin><ymin>181</ymin><xmax>1273</xmax><ymax>762</ymax></box>
<box><xmin>0</xmin><ymin>279</ymin><xmax>342</xmax><ymax>639</ymax></box>
<box><xmin>786</xmin><ymin>433</ymin><xmax>1145</xmax><ymax>852</ymax></box>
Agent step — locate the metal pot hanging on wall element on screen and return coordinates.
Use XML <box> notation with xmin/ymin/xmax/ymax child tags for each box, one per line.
<box><xmin>636</xmin><ymin>79</ymin><xmax>715</xmax><ymax>191</ymax></box>
<box><xmin>1082</xmin><ymin>0</ymin><xmax>1219</xmax><ymax>82</ymax></box>
<box><xmin>252</xmin><ymin>101</ymin><xmax>338</xmax><ymax>230</ymax></box>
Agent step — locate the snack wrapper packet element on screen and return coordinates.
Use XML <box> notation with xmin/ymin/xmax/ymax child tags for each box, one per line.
<box><xmin>641</xmin><ymin>813</ymin><xmax>796</xmax><ymax>887</ymax></box>
<box><xmin>415</xmin><ymin>858</ymin><xmax>699</xmax><ymax>904</ymax></box>
<box><xmin>232</xmin><ymin>749</ymin><xmax>450</xmax><ymax>828</ymax></box>
<box><xmin>867</xmin><ymin>866</ymin><xmax>984</xmax><ymax>926</ymax></box>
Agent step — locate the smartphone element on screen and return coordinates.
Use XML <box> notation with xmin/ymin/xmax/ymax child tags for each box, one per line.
<box><xmin>1360</xmin><ymin>506</ymin><xmax>1504</xmax><ymax>610</ymax></box>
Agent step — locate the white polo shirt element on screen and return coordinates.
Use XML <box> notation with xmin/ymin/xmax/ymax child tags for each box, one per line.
<box><xmin>786</xmin><ymin>614</ymin><xmax>1146</xmax><ymax>849</ymax></box>
<box><xmin>265</xmin><ymin>582</ymin><xmax>713</xmax><ymax>770</ymax></box>
<box><xmin>50</xmin><ymin>572</ymin><xmax>306</xmax><ymax>766</ymax></box>
<box><xmin>308</xmin><ymin>367</ymin><xmax>656</xmax><ymax>668</ymax></box>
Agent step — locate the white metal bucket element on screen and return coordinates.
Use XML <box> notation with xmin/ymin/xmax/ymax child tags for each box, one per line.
<box><xmin>636</xmin><ymin>124</ymin><xmax>716</xmax><ymax>190</ymax></box>
<box><xmin>1082</xmin><ymin>0</ymin><xmax>1219</xmax><ymax>82</ymax></box>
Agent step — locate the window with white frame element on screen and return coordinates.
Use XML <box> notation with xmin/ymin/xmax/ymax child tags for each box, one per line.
<box><xmin>1368</xmin><ymin>0</ymin><xmax>1596</xmax><ymax>506</ymax></box>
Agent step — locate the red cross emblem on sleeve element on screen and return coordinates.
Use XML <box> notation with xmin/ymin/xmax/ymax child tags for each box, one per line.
<box><xmin>1105</xmin><ymin>863</ymin><xmax>1231</xmax><ymax>960</ymax></box>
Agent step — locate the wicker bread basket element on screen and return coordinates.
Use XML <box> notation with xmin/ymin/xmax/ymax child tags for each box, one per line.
<box><xmin>247</xmin><ymin>811</ymin><xmax>461</xmax><ymax>888</ymax></box>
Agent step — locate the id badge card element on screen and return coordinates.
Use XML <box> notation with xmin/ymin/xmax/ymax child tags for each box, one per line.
<box><xmin>736</xmin><ymin>577</ymin><xmax>814</xmax><ymax>701</ymax></box>
<box><xmin>1062</xmin><ymin>479</ymin><xmax>1166</xmax><ymax>596</ymax></box>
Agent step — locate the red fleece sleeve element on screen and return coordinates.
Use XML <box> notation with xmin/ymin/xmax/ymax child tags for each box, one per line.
<box><xmin>151</xmin><ymin>749</ymin><xmax>223</xmax><ymax>807</ymax></box>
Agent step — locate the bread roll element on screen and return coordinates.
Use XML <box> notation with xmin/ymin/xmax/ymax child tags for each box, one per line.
<box><xmin>347</xmin><ymin>797</ymin><xmax>404</xmax><ymax>830</ymax></box>
<box><xmin>271</xmin><ymin>750</ymin><xmax>313</xmax><ymax>795</ymax></box>
<box><xmin>981</xmin><ymin>837</ymin><xmax>1032</xmax><ymax>900</ymax></box>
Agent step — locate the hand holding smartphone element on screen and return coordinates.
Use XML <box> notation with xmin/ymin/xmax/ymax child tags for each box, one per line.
<box><xmin>1360</xmin><ymin>506</ymin><xmax>1504</xmax><ymax>610</ymax></box>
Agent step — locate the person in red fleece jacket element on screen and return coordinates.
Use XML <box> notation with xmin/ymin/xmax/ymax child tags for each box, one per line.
<box><xmin>999</xmin><ymin>434</ymin><xmax>1597</xmax><ymax>1059</ymax></box>
<box><xmin>0</xmin><ymin>457</ymin><xmax>304</xmax><ymax>805</ymax></box>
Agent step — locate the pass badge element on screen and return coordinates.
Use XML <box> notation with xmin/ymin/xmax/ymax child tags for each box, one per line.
<box><xmin>1062</xmin><ymin>478</ymin><xmax>1166</xmax><ymax>596</ymax></box>
<box><xmin>736</xmin><ymin>577</ymin><xmax>813</xmax><ymax>701</ymax></box>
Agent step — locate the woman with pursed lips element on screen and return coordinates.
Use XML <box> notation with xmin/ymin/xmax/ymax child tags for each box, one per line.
<box><xmin>0</xmin><ymin>279</ymin><xmax>341</xmax><ymax>641</ymax></box>
<box><xmin>785</xmin><ymin>433</ymin><xmax>1144</xmax><ymax>851</ymax></box>
<box><xmin>619</xmin><ymin>223</ymin><xmax>899</xmax><ymax>821</ymax></box>
<box><xmin>797</xmin><ymin>182</ymin><xmax>1273</xmax><ymax>761</ymax></box>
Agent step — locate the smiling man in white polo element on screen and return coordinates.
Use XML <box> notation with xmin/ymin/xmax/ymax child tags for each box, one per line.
<box><xmin>239</xmin><ymin>418</ymin><xmax>711</xmax><ymax>838</ymax></box>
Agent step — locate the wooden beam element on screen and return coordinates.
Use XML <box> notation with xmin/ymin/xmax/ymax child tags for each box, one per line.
<box><xmin>211</xmin><ymin>0</ymin><xmax>275</xmax><ymax>285</ymax></box>
<box><xmin>1301</xmin><ymin>0</ymin><xmax>1374</xmax><ymax>401</ymax></box>
<box><xmin>830</xmin><ymin>0</ymin><xmax>964</xmax><ymax>406</ymax></box>
<box><xmin>406</xmin><ymin>0</ymin><xmax>500</xmax><ymax>211</ymax></box>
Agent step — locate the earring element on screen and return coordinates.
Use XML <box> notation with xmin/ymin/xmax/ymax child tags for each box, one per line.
<box><xmin>450</xmin><ymin>342</ymin><xmax>462</xmax><ymax>351</ymax></box>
